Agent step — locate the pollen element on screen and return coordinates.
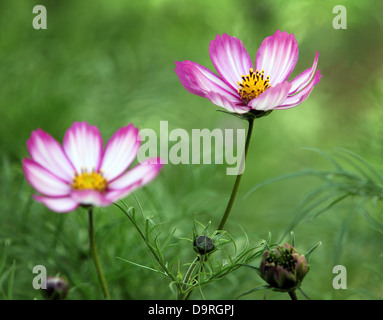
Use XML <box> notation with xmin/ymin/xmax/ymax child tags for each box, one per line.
<box><xmin>71</xmin><ymin>170</ymin><xmax>107</xmax><ymax>193</ymax></box>
<box><xmin>237</xmin><ymin>68</ymin><xmax>271</xmax><ymax>103</ymax></box>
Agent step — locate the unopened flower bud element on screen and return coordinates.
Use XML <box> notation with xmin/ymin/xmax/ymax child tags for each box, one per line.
<box><xmin>260</xmin><ymin>243</ymin><xmax>308</xmax><ymax>292</ymax></box>
<box><xmin>41</xmin><ymin>276</ymin><xmax>68</xmax><ymax>300</ymax></box>
<box><xmin>193</xmin><ymin>235</ymin><xmax>215</xmax><ymax>255</ymax></box>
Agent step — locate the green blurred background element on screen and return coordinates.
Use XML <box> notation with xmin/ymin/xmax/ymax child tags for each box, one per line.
<box><xmin>1</xmin><ymin>0</ymin><xmax>383</xmax><ymax>300</ymax></box>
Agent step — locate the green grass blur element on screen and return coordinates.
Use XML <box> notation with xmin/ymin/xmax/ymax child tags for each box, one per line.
<box><xmin>1</xmin><ymin>0</ymin><xmax>383</xmax><ymax>300</ymax></box>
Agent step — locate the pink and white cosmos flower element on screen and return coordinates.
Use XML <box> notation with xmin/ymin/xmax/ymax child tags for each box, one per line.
<box><xmin>175</xmin><ymin>30</ymin><xmax>322</xmax><ymax>114</ymax></box>
<box><xmin>22</xmin><ymin>122</ymin><xmax>163</xmax><ymax>213</ymax></box>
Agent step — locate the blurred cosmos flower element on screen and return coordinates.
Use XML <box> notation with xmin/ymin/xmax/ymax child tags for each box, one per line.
<box><xmin>175</xmin><ymin>30</ymin><xmax>322</xmax><ymax>115</ymax></box>
<box><xmin>41</xmin><ymin>276</ymin><xmax>68</xmax><ymax>300</ymax></box>
<box><xmin>260</xmin><ymin>243</ymin><xmax>308</xmax><ymax>292</ymax></box>
<box><xmin>23</xmin><ymin>122</ymin><xmax>162</xmax><ymax>213</ymax></box>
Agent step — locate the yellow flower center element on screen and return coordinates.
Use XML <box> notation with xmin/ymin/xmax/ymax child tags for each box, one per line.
<box><xmin>237</xmin><ymin>68</ymin><xmax>271</xmax><ymax>103</ymax></box>
<box><xmin>71</xmin><ymin>170</ymin><xmax>107</xmax><ymax>193</ymax></box>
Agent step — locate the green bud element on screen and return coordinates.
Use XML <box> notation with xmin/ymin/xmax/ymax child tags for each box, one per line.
<box><xmin>260</xmin><ymin>243</ymin><xmax>309</xmax><ymax>292</ymax></box>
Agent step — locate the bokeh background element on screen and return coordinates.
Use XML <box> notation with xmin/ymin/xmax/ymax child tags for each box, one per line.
<box><xmin>1</xmin><ymin>0</ymin><xmax>383</xmax><ymax>300</ymax></box>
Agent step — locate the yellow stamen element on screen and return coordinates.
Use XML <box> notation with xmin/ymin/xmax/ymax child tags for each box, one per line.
<box><xmin>71</xmin><ymin>170</ymin><xmax>107</xmax><ymax>193</ymax></box>
<box><xmin>237</xmin><ymin>68</ymin><xmax>271</xmax><ymax>103</ymax></box>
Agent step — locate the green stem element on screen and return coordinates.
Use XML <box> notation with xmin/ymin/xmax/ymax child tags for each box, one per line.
<box><xmin>114</xmin><ymin>202</ymin><xmax>181</xmax><ymax>295</ymax></box>
<box><xmin>88</xmin><ymin>208</ymin><xmax>111</xmax><ymax>300</ymax></box>
<box><xmin>288</xmin><ymin>290</ymin><xmax>298</xmax><ymax>300</ymax></box>
<box><xmin>179</xmin><ymin>256</ymin><xmax>200</xmax><ymax>300</ymax></box>
<box><xmin>217</xmin><ymin>118</ymin><xmax>255</xmax><ymax>231</ymax></box>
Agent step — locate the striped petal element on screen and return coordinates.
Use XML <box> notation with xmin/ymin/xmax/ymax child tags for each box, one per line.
<box><xmin>175</xmin><ymin>60</ymin><xmax>240</xmax><ymax>102</ymax></box>
<box><xmin>70</xmin><ymin>189</ymin><xmax>112</xmax><ymax>207</ymax></box>
<box><xmin>275</xmin><ymin>70</ymin><xmax>322</xmax><ymax>110</ymax></box>
<box><xmin>23</xmin><ymin>159</ymin><xmax>71</xmax><ymax>197</ymax></box>
<box><xmin>255</xmin><ymin>30</ymin><xmax>299</xmax><ymax>86</ymax></box>
<box><xmin>104</xmin><ymin>182</ymin><xmax>141</xmax><ymax>203</ymax></box>
<box><xmin>108</xmin><ymin>158</ymin><xmax>163</xmax><ymax>191</ymax></box>
<box><xmin>33</xmin><ymin>195</ymin><xmax>79</xmax><ymax>213</ymax></box>
<box><xmin>248</xmin><ymin>82</ymin><xmax>292</xmax><ymax>111</ymax></box>
<box><xmin>288</xmin><ymin>52</ymin><xmax>319</xmax><ymax>95</ymax></box>
<box><xmin>209</xmin><ymin>33</ymin><xmax>253</xmax><ymax>90</ymax></box>
<box><xmin>205</xmin><ymin>91</ymin><xmax>250</xmax><ymax>114</ymax></box>
<box><xmin>27</xmin><ymin>129</ymin><xmax>75</xmax><ymax>182</ymax></box>
<box><xmin>63</xmin><ymin>122</ymin><xmax>103</xmax><ymax>173</ymax></box>
<box><xmin>101</xmin><ymin>124</ymin><xmax>141</xmax><ymax>182</ymax></box>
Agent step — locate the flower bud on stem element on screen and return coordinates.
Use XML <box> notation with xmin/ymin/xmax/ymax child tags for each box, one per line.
<box><xmin>260</xmin><ymin>243</ymin><xmax>309</xmax><ymax>295</ymax></box>
<box><xmin>41</xmin><ymin>276</ymin><xmax>68</xmax><ymax>300</ymax></box>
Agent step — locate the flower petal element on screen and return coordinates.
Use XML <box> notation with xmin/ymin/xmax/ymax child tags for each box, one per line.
<box><xmin>33</xmin><ymin>195</ymin><xmax>79</xmax><ymax>213</ymax></box>
<box><xmin>209</xmin><ymin>33</ymin><xmax>253</xmax><ymax>90</ymax></box>
<box><xmin>288</xmin><ymin>52</ymin><xmax>319</xmax><ymax>95</ymax></box>
<box><xmin>108</xmin><ymin>158</ymin><xmax>163</xmax><ymax>191</ymax></box>
<box><xmin>23</xmin><ymin>159</ymin><xmax>71</xmax><ymax>197</ymax></box>
<box><xmin>175</xmin><ymin>60</ymin><xmax>239</xmax><ymax>101</ymax></box>
<box><xmin>248</xmin><ymin>82</ymin><xmax>292</xmax><ymax>111</ymax></box>
<box><xmin>104</xmin><ymin>182</ymin><xmax>141</xmax><ymax>203</ymax></box>
<box><xmin>255</xmin><ymin>30</ymin><xmax>299</xmax><ymax>86</ymax></box>
<box><xmin>63</xmin><ymin>122</ymin><xmax>103</xmax><ymax>173</ymax></box>
<box><xmin>27</xmin><ymin>129</ymin><xmax>75</xmax><ymax>182</ymax></box>
<box><xmin>70</xmin><ymin>189</ymin><xmax>112</xmax><ymax>207</ymax></box>
<box><xmin>205</xmin><ymin>91</ymin><xmax>250</xmax><ymax>114</ymax></box>
<box><xmin>275</xmin><ymin>70</ymin><xmax>322</xmax><ymax>110</ymax></box>
<box><xmin>101</xmin><ymin>124</ymin><xmax>141</xmax><ymax>181</ymax></box>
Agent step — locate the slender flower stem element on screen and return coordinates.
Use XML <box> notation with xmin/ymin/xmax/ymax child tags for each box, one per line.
<box><xmin>217</xmin><ymin>118</ymin><xmax>255</xmax><ymax>231</ymax></box>
<box><xmin>288</xmin><ymin>290</ymin><xmax>298</xmax><ymax>300</ymax></box>
<box><xmin>88</xmin><ymin>208</ymin><xmax>111</xmax><ymax>300</ymax></box>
